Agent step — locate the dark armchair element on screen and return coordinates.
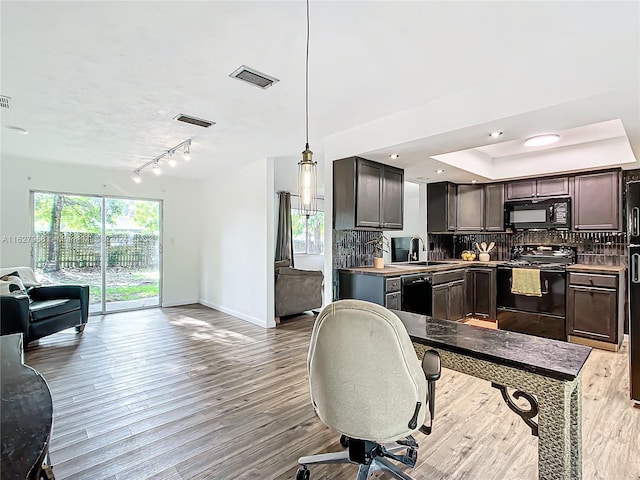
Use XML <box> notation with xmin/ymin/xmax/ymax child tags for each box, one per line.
<box><xmin>1</xmin><ymin>278</ymin><xmax>89</xmax><ymax>344</ymax></box>
<box><xmin>275</xmin><ymin>260</ymin><xmax>324</xmax><ymax>319</ymax></box>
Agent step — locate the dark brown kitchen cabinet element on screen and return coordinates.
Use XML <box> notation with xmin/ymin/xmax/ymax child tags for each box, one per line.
<box><xmin>432</xmin><ymin>284</ymin><xmax>449</xmax><ymax>320</ymax></box>
<box><xmin>484</xmin><ymin>183</ymin><xmax>504</xmax><ymax>231</ymax></box>
<box><xmin>432</xmin><ymin>269</ymin><xmax>466</xmax><ymax>321</ymax></box>
<box><xmin>381</xmin><ymin>166</ymin><xmax>404</xmax><ymax>229</ymax></box>
<box><xmin>567</xmin><ymin>271</ymin><xmax>625</xmax><ymax>351</ymax></box>
<box><xmin>506</xmin><ymin>180</ymin><xmax>536</xmax><ymax>200</ymax></box>
<box><xmin>506</xmin><ymin>177</ymin><xmax>569</xmax><ymax>200</ymax></box>
<box><xmin>573</xmin><ymin>170</ymin><xmax>621</xmax><ymax>230</ymax></box>
<box><xmin>333</xmin><ymin>157</ymin><xmax>404</xmax><ymax>230</ymax></box>
<box><xmin>465</xmin><ymin>267</ymin><xmax>497</xmax><ymax>319</ymax></box>
<box><xmin>456</xmin><ymin>185</ymin><xmax>484</xmax><ymax>231</ymax></box>
<box><xmin>427</xmin><ymin>182</ymin><xmax>456</xmax><ymax>232</ymax></box>
<box><xmin>337</xmin><ymin>271</ymin><xmax>401</xmax><ymax>309</ymax></box>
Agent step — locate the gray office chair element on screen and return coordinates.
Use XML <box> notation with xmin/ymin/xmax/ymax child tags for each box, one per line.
<box><xmin>297</xmin><ymin>299</ymin><xmax>441</xmax><ymax>480</ymax></box>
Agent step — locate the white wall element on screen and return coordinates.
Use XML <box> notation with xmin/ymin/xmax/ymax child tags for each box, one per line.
<box><xmin>0</xmin><ymin>154</ymin><xmax>201</xmax><ymax>307</ymax></box>
<box><xmin>199</xmin><ymin>158</ymin><xmax>276</xmax><ymax>328</ymax></box>
<box><xmin>383</xmin><ymin>182</ymin><xmax>424</xmax><ymax>263</ymax></box>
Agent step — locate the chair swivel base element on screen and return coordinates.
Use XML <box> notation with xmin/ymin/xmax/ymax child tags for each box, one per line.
<box><xmin>297</xmin><ymin>437</ymin><xmax>419</xmax><ymax>480</ymax></box>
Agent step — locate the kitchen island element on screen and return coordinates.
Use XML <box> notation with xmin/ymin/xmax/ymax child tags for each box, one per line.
<box><xmin>394</xmin><ymin>310</ymin><xmax>592</xmax><ymax>480</ymax></box>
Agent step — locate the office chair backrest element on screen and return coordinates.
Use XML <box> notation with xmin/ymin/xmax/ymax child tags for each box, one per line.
<box><xmin>307</xmin><ymin>299</ymin><xmax>427</xmax><ymax>443</ymax></box>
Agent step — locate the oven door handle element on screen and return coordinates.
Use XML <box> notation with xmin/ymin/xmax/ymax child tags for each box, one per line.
<box><xmin>508</xmin><ymin>277</ymin><xmax>549</xmax><ymax>294</ymax></box>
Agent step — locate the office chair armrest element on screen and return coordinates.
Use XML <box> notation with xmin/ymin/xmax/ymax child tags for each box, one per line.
<box><xmin>422</xmin><ymin>349</ymin><xmax>441</xmax><ymax>381</ymax></box>
<box><xmin>420</xmin><ymin>349</ymin><xmax>441</xmax><ymax>435</ymax></box>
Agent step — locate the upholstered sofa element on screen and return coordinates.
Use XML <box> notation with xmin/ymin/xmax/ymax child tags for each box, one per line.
<box><xmin>0</xmin><ymin>267</ymin><xmax>89</xmax><ymax>344</ymax></box>
<box><xmin>275</xmin><ymin>260</ymin><xmax>323</xmax><ymax>318</ymax></box>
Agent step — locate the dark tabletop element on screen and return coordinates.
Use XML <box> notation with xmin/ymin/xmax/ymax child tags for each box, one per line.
<box><xmin>393</xmin><ymin>310</ymin><xmax>592</xmax><ymax>381</ymax></box>
<box><xmin>1</xmin><ymin>333</ymin><xmax>53</xmax><ymax>480</ymax></box>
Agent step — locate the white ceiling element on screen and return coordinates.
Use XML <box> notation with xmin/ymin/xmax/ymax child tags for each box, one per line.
<box><xmin>1</xmin><ymin>1</ymin><xmax>639</xmax><ymax>188</ymax></box>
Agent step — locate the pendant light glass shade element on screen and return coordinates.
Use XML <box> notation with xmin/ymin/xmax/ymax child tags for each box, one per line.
<box><xmin>298</xmin><ymin>146</ymin><xmax>317</xmax><ymax>216</ymax></box>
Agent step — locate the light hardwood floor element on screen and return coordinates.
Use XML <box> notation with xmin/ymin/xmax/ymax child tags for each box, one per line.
<box><xmin>24</xmin><ymin>305</ymin><xmax>640</xmax><ymax>480</ymax></box>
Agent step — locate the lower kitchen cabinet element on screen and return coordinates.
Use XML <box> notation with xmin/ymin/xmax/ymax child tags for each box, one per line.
<box><xmin>338</xmin><ymin>271</ymin><xmax>401</xmax><ymax>310</ymax></box>
<box><xmin>432</xmin><ymin>270</ymin><xmax>466</xmax><ymax>321</ymax></box>
<box><xmin>566</xmin><ymin>271</ymin><xmax>625</xmax><ymax>351</ymax></box>
<box><xmin>465</xmin><ymin>267</ymin><xmax>497</xmax><ymax>320</ymax></box>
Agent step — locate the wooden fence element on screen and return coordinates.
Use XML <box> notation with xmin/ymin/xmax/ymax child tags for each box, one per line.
<box><xmin>35</xmin><ymin>232</ymin><xmax>159</xmax><ymax>268</ymax></box>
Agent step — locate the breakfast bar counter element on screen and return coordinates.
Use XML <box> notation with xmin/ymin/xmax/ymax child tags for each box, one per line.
<box><xmin>393</xmin><ymin>310</ymin><xmax>592</xmax><ymax>480</ymax></box>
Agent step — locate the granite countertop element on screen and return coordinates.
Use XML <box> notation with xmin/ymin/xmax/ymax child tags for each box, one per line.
<box><xmin>393</xmin><ymin>310</ymin><xmax>592</xmax><ymax>381</ymax></box>
<box><xmin>566</xmin><ymin>264</ymin><xmax>626</xmax><ymax>274</ymax></box>
<box><xmin>339</xmin><ymin>260</ymin><xmax>499</xmax><ymax>276</ymax></box>
<box><xmin>340</xmin><ymin>260</ymin><xmax>624</xmax><ymax>276</ymax></box>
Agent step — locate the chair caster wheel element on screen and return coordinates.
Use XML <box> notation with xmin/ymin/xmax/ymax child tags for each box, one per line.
<box><xmin>75</xmin><ymin>324</ymin><xmax>86</xmax><ymax>333</ymax></box>
<box><xmin>296</xmin><ymin>466</ymin><xmax>310</xmax><ymax>480</ymax></box>
<box><xmin>340</xmin><ymin>435</ymin><xmax>349</xmax><ymax>448</ymax></box>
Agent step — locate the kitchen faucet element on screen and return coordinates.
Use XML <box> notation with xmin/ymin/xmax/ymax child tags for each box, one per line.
<box><xmin>408</xmin><ymin>236</ymin><xmax>424</xmax><ymax>262</ymax></box>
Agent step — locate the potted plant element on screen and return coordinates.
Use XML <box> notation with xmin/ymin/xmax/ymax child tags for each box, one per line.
<box><xmin>366</xmin><ymin>234</ymin><xmax>390</xmax><ymax>269</ymax></box>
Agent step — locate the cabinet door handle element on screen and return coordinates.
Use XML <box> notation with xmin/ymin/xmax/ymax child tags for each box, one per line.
<box><xmin>632</xmin><ymin>207</ymin><xmax>640</xmax><ymax>236</ymax></box>
<box><xmin>633</xmin><ymin>253</ymin><xmax>640</xmax><ymax>284</ymax></box>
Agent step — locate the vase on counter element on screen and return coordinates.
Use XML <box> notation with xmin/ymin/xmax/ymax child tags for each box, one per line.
<box><xmin>373</xmin><ymin>257</ymin><xmax>385</xmax><ymax>269</ymax></box>
<box><xmin>479</xmin><ymin>253</ymin><xmax>490</xmax><ymax>262</ymax></box>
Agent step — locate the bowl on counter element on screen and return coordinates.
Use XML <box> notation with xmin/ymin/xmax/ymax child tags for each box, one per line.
<box><xmin>461</xmin><ymin>250</ymin><xmax>476</xmax><ymax>261</ymax></box>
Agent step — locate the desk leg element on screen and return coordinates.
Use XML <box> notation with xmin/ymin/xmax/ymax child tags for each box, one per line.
<box><xmin>569</xmin><ymin>378</ymin><xmax>583</xmax><ymax>479</ymax></box>
<box><xmin>537</xmin><ymin>382</ymin><xmax>572</xmax><ymax>480</ymax></box>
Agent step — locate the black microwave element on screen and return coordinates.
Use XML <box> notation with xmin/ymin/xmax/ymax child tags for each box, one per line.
<box><xmin>504</xmin><ymin>197</ymin><xmax>571</xmax><ymax>230</ymax></box>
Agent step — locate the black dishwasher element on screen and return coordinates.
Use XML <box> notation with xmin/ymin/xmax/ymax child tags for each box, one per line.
<box><xmin>401</xmin><ymin>273</ymin><xmax>433</xmax><ymax>315</ymax></box>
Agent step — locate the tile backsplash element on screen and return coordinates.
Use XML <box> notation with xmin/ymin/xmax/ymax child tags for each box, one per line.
<box><xmin>428</xmin><ymin>231</ymin><xmax>627</xmax><ymax>265</ymax></box>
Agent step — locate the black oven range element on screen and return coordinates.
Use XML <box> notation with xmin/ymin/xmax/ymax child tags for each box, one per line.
<box><xmin>497</xmin><ymin>245</ymin><xmax>576</xmax><ymax>341</ymax></box>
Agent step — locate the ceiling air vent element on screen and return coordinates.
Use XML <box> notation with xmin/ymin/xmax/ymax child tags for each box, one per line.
<box><xmin>173</xmin><ymin>114</ymin><xmax>216</xmax><ymax>128</ymax></box>
<box><xmin>229</xmin><ymin>65</ymin><xmax>279</xmax><ymax>89</ymax></box>
<box><xmin>0</xmin><ymin>95</ymin><xmax>10</xmax><ymax>109</ymax></box>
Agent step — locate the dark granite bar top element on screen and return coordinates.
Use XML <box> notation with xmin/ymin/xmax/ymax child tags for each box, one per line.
<box><xmin>1</xmin><ymin>333</ymin><xmax>53</xmax><ymax>480</ymax></box>
<box><xmin>393</xmin><ymin>310</ymin><xmax>592</xmax><ymax>381</ymax></box>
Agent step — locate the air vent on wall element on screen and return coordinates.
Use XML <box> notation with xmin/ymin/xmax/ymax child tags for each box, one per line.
<box><xmin>229</xmin><ymin>65</ymin><xmax>279</xmax><ymax>89</ymax></box>
<box><xmin>0</xmin><ymin>95</ymin><xmax>11</xmax><ymax>109</ymax></box>
<box><xmin>173</xmin><ymin>114</ymin><xmax>216</xmax><ymax>128</ymax></box>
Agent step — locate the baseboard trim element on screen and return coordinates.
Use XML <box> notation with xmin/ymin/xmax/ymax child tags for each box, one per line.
<box><xmin>199</xmin><ymin>299</ymin><xmax>272</xmax><ymax>329</ymax></box>
<box><xmin>162</xmin><ymin>300</ymin><xmax>200</xmax><ymax>308</ymax></box>
<box><xmin>568</xmin><ymin>335</ymin><xmax>620</xmax><ymax>352</ymax></box>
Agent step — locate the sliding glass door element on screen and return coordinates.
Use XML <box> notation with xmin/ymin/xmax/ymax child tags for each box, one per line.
<box><xmin>104</xmin><ymin>198</ymin><xmax>160</xmax><ymax>312</ymax></box>
<box><xmin>32</xmin><ymin>192</ymin><xmax>162</xmax><ymax>314</ymax></box>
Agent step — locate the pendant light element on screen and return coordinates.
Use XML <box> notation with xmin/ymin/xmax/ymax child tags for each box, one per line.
<box><xmin>298</xmin><ymin>0</ymin><xmax>317</xmax><ymax>216</ymax></box>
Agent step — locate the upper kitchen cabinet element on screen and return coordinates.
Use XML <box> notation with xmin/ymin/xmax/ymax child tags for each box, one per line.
<box><xmin>333</xmin><ymin>157</ymin><xmax>404</xmax><ymax>230</ymax></box>
<box><xmin>456</xmin><ymin>184</ymin><xmax>484</xmax><ymax>231</ymax></box>
<box><xmin>381</xmin><ymin>166</ymin><xmax>404</xmax><ymax>229</ymax></box>
<box><xmin>573</xmin><ymin>170</ymin><xmax>621</xmax><ymax>231</ymax></box>
<box><xmin>427</xmin><ymin>182</ymin><xmax>456</xmax><ymax>232</ymax></box>
<box><xmin>428</xmin><ymin>182</ymin><xmax>505</xmax><ymax>233</ymax></box>
<box><xmin>484</xmin><ymin>183</ymin><xmax>505</xmax><ymax>231</ymax></box>
<box><xmin>506</xmin><ymin>177</ymin><xmax>569</xmax><ymax>200</ymax></box>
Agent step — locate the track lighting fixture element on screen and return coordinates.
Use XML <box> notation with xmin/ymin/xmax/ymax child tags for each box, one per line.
<box><xmin>131</xmin><ymin>139</ymin><xmax>192</xmax><ymax>182</ymax></box>
<box><xmin>167</xmin><ymin>151</ymin><xmax>177</xmax><ymax>168</ymax></box>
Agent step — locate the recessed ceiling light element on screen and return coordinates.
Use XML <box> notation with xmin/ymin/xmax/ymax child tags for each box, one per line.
<box><xmin>389</xmin><ymin>154</ymin><xmax>399</xmax><ymax>160</ymax></box>
<box><xmin>471</xmin><ymin>180</ymin><xmax>477</xmax><ymax>184</ymax></box>
<box><xmin>524</xmin><ymin>134</ymin><xmax>560</xmax><ymax>147</ymax></box>
<box><xmin>436</xmin><ymin>169</ymin><xmax>445</xmax><ymax>174</ymax></box>
<box><xmin>6</xmin><ymin>125</ymin><xmax>28</xmax><ymax>135</ymax></box>
<box><xmin>489</xmin><ymin>131</ymin><xmax>503</xmax><ymax>138</ymax></box>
